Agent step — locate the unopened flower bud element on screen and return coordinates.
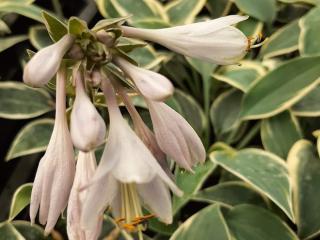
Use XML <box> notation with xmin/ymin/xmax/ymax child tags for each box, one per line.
<box><xmin>70</xmin><ymin>70</ymin><xmax>106</xmax><ymax>152</ymax></box>
<box><xmin>96</xmin><ymin>30</ymin><xmax>116</xmax><ymax>47</ymax></box>
<box><xmin>67</xmin><ymin>43</ymin><xmax>84</xmax><ymax>60</ymax></box>
<box><xmin>23</xmin><ymin>34</ymin><xmax>75</xmax><ymax>87</ymax></box>
<box><xmin>89</xmin><ymin>69</ymin><xmax>102</xmax><ymax>87</ymax></box>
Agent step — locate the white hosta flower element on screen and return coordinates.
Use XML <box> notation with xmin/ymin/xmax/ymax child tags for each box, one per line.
<box><xmin>118</xmin><ymin>87</ymin><xmax>173</xmax><ymax>179</ymax></box>
<box><xmin>114</xmin><ymin>57</ymin><xmax>174</xmax><ymax>101</ymax></box>
<box><xmin>147</xmin><ymin>100</ymin><xmax>206</xmax><ymax>172</ymax></box>
<box><xmin>121</xmin><ymin>15</ymin><xmax>249</xmax><ymax>65</ymax></box>
<box><xmin>30</xmin><ymin>68</ymin><xmax>75</xmax><ymax>234</ymax></box>
<box><xmin>70</xmin><ymin>70</ymin><xmax>106</xmax><ymax>152</ymax></box>
<box><xmin>81</xmin><ymin>77</ymin><xmax>182</xmax><ymax>231</ymax></box>
<box><xmin>23</xmin><ymin>34</ymin><xmax>74</xmax><ymax>87</ymax></box>
<box><xmin>67</xmin><ymin>151</ymin><xmax>102</xmax><ymax>240</ymax></box>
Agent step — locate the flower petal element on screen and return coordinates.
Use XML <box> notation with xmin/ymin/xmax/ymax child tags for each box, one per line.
<box><xmin>121</xmin><ymin>15</ymin><xmax>248</xmax><ymax>65</ymax></box>
<box><xmin>118</xmin><ymin>88</ymin><xmax>174</xmax><ymax>179</ymax></box>
<box><xmin>81</xmin><ymin>174</ymin><xmax>118</xmax><ymax>230</ymax></box>
<box><xmin>115</xmin><ymin>57</ymin><xmax>174</xmax><ymax>101</ymax></box>
<box><xmin>67</xmin><ymin>152</ymin><xmax>100</xmax><ymax>240</ymax></box>
<box><xmin>147</xmin><ymin>100</ymin><xmax>206</xmax><ymax>171</ymax></box>
<box><xmin>137</xmin><ymin>177</ymin><xmax>172</xmax><ymax>224</ymax></box>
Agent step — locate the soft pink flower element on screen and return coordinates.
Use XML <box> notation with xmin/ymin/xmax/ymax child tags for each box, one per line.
<box><xmin>81</xmin><ymin>76</ymin><xmax>182</xmax><ymax>230</ymax></box>
<box><xmin>30</xmin><ymin>67</ymin><xmax>75</xmax><ymax>234</ymax></box>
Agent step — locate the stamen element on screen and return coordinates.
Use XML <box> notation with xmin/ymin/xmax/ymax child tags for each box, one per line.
<box><xmin>118</xmin><ymin>183</ymin><xmax>146</xmax><ymax>234</ymax></box>
<box><xmin>246</xmin><ymin>33</ymin><xmax>268</xmax><ymax>51</ymax></box>
<box><xmin>251</xmin><ymin>38</ymin><xmax>269</xmax><ymax>48</ymax></box>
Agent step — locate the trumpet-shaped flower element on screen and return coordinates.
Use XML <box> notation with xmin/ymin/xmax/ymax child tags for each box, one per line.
<box><xmin>70</xmin><ymin>70</ymin><xmax>106</xmax><ymax>152</ymax></box>
<box><xmin>121</xmin><ymin>15</ymin><xmax>249</xmax><ymax>65</ymax></box>
<box><xmin>147</xmin><ymin>100</ymin><xmax>206</xmax><ymax>172</ymax></box>
<box><xmin>30</xmin><ymin>67</ymin><xmax>75</xmax><ymax>234</ymax></box>
<box><xmin>23</xmin><ymin>34</ymin><xmax>75</xmax><ymax>87</ymax></box>
<box><xmin>81</xmin><ymin>76</ymin><xmax>182</xmax><ymax>231</ymax></box>
<box><xmin>117</xmin><ymin>86</ymin><xmax>173</xmax><ymax>178</ymax></box>
<box><xmin>67</xmin><ymin>151</ymin><xmax>102</xmax><ymax>240</ymax></box>
<box><xmin>114</xmin><ymin>57</ymin><xmax>174</xmax><ymax>101</ymax></box>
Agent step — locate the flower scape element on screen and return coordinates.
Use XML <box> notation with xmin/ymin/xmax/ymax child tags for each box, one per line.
<box><xmin>23</xmin><ymin>13</ymin><xmax>254</xmax><ymax>240</ymax></box>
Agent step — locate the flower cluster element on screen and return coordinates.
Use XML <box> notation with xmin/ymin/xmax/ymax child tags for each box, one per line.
<box><xmin>23</xmin><ymin>15</ymin><xmax>249</xmax><ymax>239</ymax></box>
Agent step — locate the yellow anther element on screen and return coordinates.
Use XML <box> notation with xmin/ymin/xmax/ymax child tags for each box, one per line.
<box><xmin>247</xmin><ymin>32</ymin><xmax>268</xmax><ymax>51</ymax></box>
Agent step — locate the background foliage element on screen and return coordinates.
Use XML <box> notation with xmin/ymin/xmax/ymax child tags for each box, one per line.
<box><xmin>1</xmin><ymin>0</ymin><xmax>320</xmax><ymax>239</ymax></box>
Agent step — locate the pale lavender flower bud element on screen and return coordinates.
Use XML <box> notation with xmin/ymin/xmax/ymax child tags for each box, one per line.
<box><xmin>23</xmin><ymin>34</ymin><xmax>75</xmax><ymax>87</ymax></box>
<box><xmin>122</xmin><ymin>15</ymin><xmax>249</xmax><ymax>65</ymax></box>
<box><xmin>96</xmin><ymin>30</ymin><xmax>116</xmax><ymax>47</ymax></box>
<box><xmin>30</xmin><ymin>67</ymin><xmax>75</xmax><ymax>234</ymax></box>
<box><xmin>67</xmin><ymin>43</ymin><xmax>84</xmax><ymax>60</ymax></box>
<box><xmin>70</xmin><ymin>70</ymin><xmax>106</xmax><ymax>152</ymax></box>
<box><xmin>67</xmin><ymin>151</ymin><xmax>102</xmax><ymax>240</ymax></box>
<box><xmin>114</xmin><ymin>57</ymin><xmax>174</xmax><ymax>101</ymax></box>
<box><xmin>147</xmin><ymin>100</ymin><xmax>206</xmax><ymax>172</ymax></box>
<box><xmin>89</xmin><ymin>69</ymin><xmax>102</xmax><ymax>87</ymax></box>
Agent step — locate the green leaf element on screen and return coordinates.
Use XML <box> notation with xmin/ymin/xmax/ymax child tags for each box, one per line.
<box><xmin>292</xmin><ymin>86</ymin><xmax>320</xmax><ymax>117</ymax></box>
<box><xmin>240</xmin><ymin>57</ymin><xmax>320</xmax><ymax>120</ymax></box>
<box><xmin>299</xmin><ymin>7</ymin><xmax>320</xmax><ymax>57</ymax></box>
<box><xmin>206</xmin><ymin>0</ymin><xmax>232</xmax><ymax>18</ymax></box>
<box><xmin>0</xmin><ymin>223</ymin><xmax>25</xmax><ymax>240</ymax></box>
<box><xmin>0</xmin><ymin>19</ymin><xmax>11</xmax><ymax>35</ymax></box>
<box><xmin>0</xmin><ymin>35</ymin><xmax>27</xmax><ymax>53</ymax></box>
<box><xmin>210</xmin><ymin>148</ymin><xmax>294</xmax><ymax>221</ymax></box>
<box><xmin>260</xmin><ymin>20</ymin><xmax>300</xmax><ymax>59</ymax></box>
<box><xmin>279</xmin><ymin>0</ymin><xmax>319</xmax><ymax>4</ymax></box>
<box><xmin>186</xmin><ymin>57</ymin><xmax>217</xmax><ymax>120</ymax></box>
<box><xmin>210</xmin><ymin>89</ymin><xmax>243</xmax><ymax>138</ymax></box>
<box><xmin>0</xmin><ymin>2</ymin><xmax>43</xmax><ymax>22</ymax></box>
<box><xmin>193</xmin><ymin>181</ymin><xmax>268</xmax><ymax>207</ymax></box>
<box><xmin>68</xmin><ymin>17</ymin><xmax>88</xmax><ymax>36</ymax></box>
<box><xmin>214</xmin><ymin>61</ymin><xmax>266</xmax><ymax>92</ymax></box>
<box><xmin>173</xmin><ymin>89</ymin><xmax>206</xmax><ymax>136</ymax></box>
<box><xmin>28</xmin><ymin>26</ymin><xmax>53</xmax><ymax>50</ymax></box>
<box><xmin>131</xmin><ymin>19</ymin><xmax>171</xmax><ymax>28</ymax></box>
<box><xmin>261</xmin><ymin>111</ymin><xmax>302</xmax><ymax>159</ymax></box>
<box><xmin>234</xmin><ymin>0</ymin><xmax>276</xmax><ymax>23</ymax></box>
<box><xmin>148</xmin><ymin>216</ymin><xmax>178</xmax><ymax>236</ymax></box>
<box><xmin>12</xmin><ymin>221</ymin><xmax>47</xmax><ymax>240</ymax></box>
<box><xmin>127</xmin><ymin>44</ymin><xmax>167</xmax><ymax>69</ymax></box>
<box><xmin>106</xmin><ymin>0</ymin><xmax>169</xmax><ymax>28</ymax></box>
<box><xmin>6</xmin><ymin>119</ymin><xmax>54</xmax><ymax>161</ymax></box>
<box><xmin>0</xmin><ymin>0</ymin><xmax>36</xmax><ymax>4</ymax></box>
<box><xmin>91</xmin><ymin>16</ymin><xmax>130</xmax><ymax>31</ymax></box>
<box><xmin>42</xmin><ymin>11</ymin><xmax>67</xmax><ymax>42</ymax></box>
<box><xmin>236</xmin><ymin>18</ymin><xmax>263</xmax><ymax>36</ymax></box>
<box><xmin>288</xmin><ymin>140</ymin><xmax>320</xmax><ymax>239</ymax></box>
<box><xmin>165</xmin><ymin>0</ymin><xmax>206</xmax><ymax>25</ymax></box>
<box><xmin>0</xmin><ymin>82</ymin><xmax>54</xmax><ymax>119</ymax></box>
<box><xmin>170</xmin><ymin>204</ymin><xmax>232</xmax><ymax>240</ymax></box>
<box><xmin>95</xmin><ymin>0</ymin><xmax>119</xmax><ymax>18</ymax></box>
<box><xmin>225</xmin><ymin>204</ymin><xmax>299</xmax><ymax>240</ymax></box>
<box><xmin>173</xmin><ymin>161</ymin><xmax>217</xmax><ymax>214</ymax></box>
<box><xmin>8</xmin><ymin>184</ymin><xmax>32</xmax><ymax>221</ymax></box>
